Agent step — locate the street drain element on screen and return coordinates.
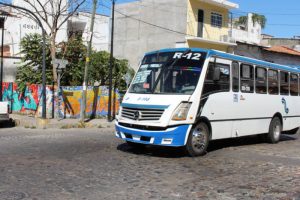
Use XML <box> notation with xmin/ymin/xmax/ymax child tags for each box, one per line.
<box><xmin>0</xmin><ymin>191</ymin><xmax>26</xmax><ymax>200</ymax></box>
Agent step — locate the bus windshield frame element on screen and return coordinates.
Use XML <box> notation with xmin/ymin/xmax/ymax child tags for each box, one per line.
<box><xmin>129</xmin><ymin>51</ymin><xmax>207</xmax><ymax>95</ymax></box>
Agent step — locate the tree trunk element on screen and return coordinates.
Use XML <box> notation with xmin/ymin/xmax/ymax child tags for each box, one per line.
<box><xmin>50</xmin><ymin>32</ymin><xmax>58</xmax><ymax>82</ymax></box>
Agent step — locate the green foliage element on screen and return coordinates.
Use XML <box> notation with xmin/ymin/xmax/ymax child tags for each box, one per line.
<box><xmin>235</xmin><ymin>13</ymin><xmax>267</xmax><ymax>29</ymax></box>
<box><xmin>235</xmin><ymin>16</ymin><xmax>247</xmax><ymax>27</ymax></box>
<box><xmin>56</xmin><ymin>36</ymin><xmax>87</xmax><ymax>86</ymax></box>
<box><xmin>89</xmin><ymin>51</ymin><xmax>134</xmax><ymax>90</ymax></box>
<box><xmin>16</xmin><ymin>34</ymin><xmax>52</xmax><ymax>91</ymax></box>
<box><xmin>16</xmin><ymin>34</ymin><xmax>134</xmax><ymax>91</ymax></box>
<box><xmin>252</xmin><ymin>13</ymin><xmax>266</xmax><ymax>29</ymax></box>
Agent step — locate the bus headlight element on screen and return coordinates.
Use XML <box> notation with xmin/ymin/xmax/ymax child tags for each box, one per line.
<box><xmin>172</xmin><ymin>102</ymin><xmax>191</xmax><ymax>121</ymax></box>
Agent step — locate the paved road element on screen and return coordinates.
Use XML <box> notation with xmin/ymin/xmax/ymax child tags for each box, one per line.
<box><xmin>0</xmin><ymin>127</ymin><xmax>299</xmax><ymax>200</ymax></box>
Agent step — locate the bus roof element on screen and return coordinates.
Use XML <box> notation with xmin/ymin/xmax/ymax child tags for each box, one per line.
<box><xmin>145</xmin><ymin>48</ymin><xmax>300</xmax><ymax>74</ymax></box>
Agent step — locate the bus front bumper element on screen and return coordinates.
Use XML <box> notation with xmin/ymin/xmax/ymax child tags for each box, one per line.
<box><xmin>115</xmin><ymin>122</ymin><xmax>192</xmax><ymax>147</ymax></box>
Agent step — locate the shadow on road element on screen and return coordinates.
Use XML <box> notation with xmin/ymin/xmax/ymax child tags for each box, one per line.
<box><xmin>0</xmin><ymin>119</ymin><xmax>16</xmax><ymax>129</ymax></box>
<box><xmin>117</xmin><ymin>134</ymin><xmax>298</xmax><ymax>158</ymax></box>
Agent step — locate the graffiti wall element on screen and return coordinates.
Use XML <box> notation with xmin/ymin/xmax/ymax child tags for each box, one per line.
<box><xmin>2</xmin><ymin>82</ymin><xmax>120</xmax><ymax>119</ymax></box>
<box><xmin>58</xmin><ymin>86</ymin><xmax>120</xmax><ymax>118</ymax></box>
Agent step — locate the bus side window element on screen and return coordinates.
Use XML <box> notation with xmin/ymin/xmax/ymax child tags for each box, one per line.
<box><xmin>232</xmin><ymin>62</ymin><xmax>239</xmax><ymax>92</ymax></box>
<box><xmin>290</xmin><ymin>73</ymin><xmax>298</xmax><ymax>96</ymax></box>
<box><xmin>255</xmin><ymin>67</ymin><xmax>267</xmax><ymax>94</ymax></box>
<box><xmin>268</xmin><ymin>69</ymin><xmax>279</xmax><ymax>95</ymax></box>
<box><xmin>280</xmin><ymin>71</ymin><xmax>289</xmax><ymax>95</ymax></box>
<box><xmin>202</xmin><ymin>62</ymin><xmax>230</xmax><ymax>96</ymax></box>
<box><xmin>240</xmin><ymin>64</ymin><xmax>254</xmax><ymax>93</ymax></box>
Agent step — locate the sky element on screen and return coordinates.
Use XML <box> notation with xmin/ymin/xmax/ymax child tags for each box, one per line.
<box><xmin>98</xmin><ymin>0</ymin><xmax>300</xmax><ymax>38</ymax></box>
<box><xmin>231</xmin><ymin>0</ymin><xmax>300</xmax><ymax>38</ymax></box>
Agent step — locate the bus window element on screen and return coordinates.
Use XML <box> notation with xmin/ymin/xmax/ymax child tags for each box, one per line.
<box><xmin>202</xmin><ymin>62</ymin><xmax>230</xmax><ymax>96</ymax></box>
<box><xmin>290</xmin><ymin>74</ymin><xmax>298</xmax><ymax>96</ymax></box>
<box><xmin>240</xmin><ymin>64</ymin><xmax>254</xmax><ymax>93</ymax></box>
<box><xmin>268</xmin><ymin>70</ymin><xmax>279</xmax><ymax>95</ymax></box>
<box><xmin>280</xmin><ymin>71</ymin><xmax>289</xmax><ymax>95</ymax></box>
<box><xmin>255</xmin><ymin>67</ymin><xmax>267</xmax><ymax>94</ymax></box>
<box><xmin>232</xmin><ymin>62</ymin><xmax>239</xmax><ymax>92</ymax></box>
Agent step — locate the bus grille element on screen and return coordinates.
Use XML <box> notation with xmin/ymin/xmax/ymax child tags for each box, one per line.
<box><xmin>121</xmin><ymin>107</ymin><xmax>164</xmax><ymax>121</ymax></box>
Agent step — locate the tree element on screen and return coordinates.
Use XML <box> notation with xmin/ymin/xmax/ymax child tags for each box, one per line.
<box><xmin>252</xmin><ymin>14</ymin><xmax>266</xmax><ymax>29</ymax></box>
<box><xmin>56</xmin><ymin>36</ymin><xmax>87</xmax><ymax>86</ymax></box>
<box><xmin>16</xmin><ymin>34</ymin><xmax>52</xmax><ymax>92</ymax></box>
<box><xmin>235</xmin><ymin>13</ymin><xmax>267</xmax><ymax>29</ymax></box>
<box><xmin>17</xmin><ymin>34</ymin><xmax>134</xmax><ymax>90</ymax></box>
<box><xmin>20</xmin><ymin>0</ymin><xmax>87</xmax><ymax>82</ymax></box>
<box><xmin>89</xmin><ymin>51</ymin><xmax>134</xmax><ymax>90</ymax></box>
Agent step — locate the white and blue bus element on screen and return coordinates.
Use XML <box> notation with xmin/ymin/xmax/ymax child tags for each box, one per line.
<box><xmin>115</xmin><ymin>48</ymin><xmax>300</xmax><ymax>156</ymax></box>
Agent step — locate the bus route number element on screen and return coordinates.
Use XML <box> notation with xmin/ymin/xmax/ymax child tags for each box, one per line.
<box><xmin>173</xmin><ymin>52</ymin><xmax>202</xmax><ymax>60</ymax></box>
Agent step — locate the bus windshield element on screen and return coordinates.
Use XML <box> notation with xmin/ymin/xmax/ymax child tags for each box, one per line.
<box><xmin>129</xmin><ymin>51</ymin><xmax>207</xmax><ymax>95</ymax></box>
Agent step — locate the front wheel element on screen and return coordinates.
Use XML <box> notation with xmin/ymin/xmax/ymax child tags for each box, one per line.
<box><xmin>266</xmin><ymin>117</ymin><xmax>282</xmax><ymax>143</ymax></box>
<box><xmin>185</xmin><ymin>122</ymin><xmax>210</xmax><ymax>157</ymax></box>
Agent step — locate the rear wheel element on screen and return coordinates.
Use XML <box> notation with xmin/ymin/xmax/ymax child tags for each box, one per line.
<box><xmin>186</xmin><ymin>122</ymin><xmax>210</xmax><ymax>157</ymax></box>
<box><xmin>266</xmin><ymin>117</ymin><xmax>282</xmax><ymax>143</ymax></box>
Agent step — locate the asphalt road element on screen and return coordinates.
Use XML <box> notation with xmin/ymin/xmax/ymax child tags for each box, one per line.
<box><xmin>0</xmin><ymin>127</ymin><xmax>299</xmax><ymax>200</ymax></box>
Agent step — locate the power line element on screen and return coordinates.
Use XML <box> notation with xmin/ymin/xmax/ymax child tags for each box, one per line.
<box><xmin>99</xmin><ymin>2</ymin><xmax>196</xmax><ymax>37</ymax></box>
<box><xmin>99</xmin><ymin>2</ymin><xmax>300</xmax><ymax>29</ymax></box>
<box><xmin>232</xmin><ymin>10</ymin><xmax>300</xmax><ymax>16</ymax></box>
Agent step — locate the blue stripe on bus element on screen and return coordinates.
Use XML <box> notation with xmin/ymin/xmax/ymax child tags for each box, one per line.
<box><xmin>121</xmin><ymin>103</ymin><xmax>169</xmax><ymax>110</ymax></box>
<box><xmin>144</xmin><ymin>48</ymin><xmax>300</xmax><ymax>74</ymax></box>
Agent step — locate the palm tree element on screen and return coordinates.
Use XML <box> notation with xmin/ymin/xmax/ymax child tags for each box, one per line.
<box><xmin>235</xmin><ymin>13</ymin><xmax>267</xmax><ymax>29</ymax></box>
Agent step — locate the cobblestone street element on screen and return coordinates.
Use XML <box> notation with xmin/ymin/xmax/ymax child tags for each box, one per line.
<box><xmin>0</xmin><ymin>127</ymin><xmax>299</xmax><ymax>200</ymax></box>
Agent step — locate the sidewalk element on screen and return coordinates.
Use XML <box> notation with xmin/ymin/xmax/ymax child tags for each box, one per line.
<box><xmin>10</xmin><ymin>114</ymin><xmax>114</xmax><ymax>129</ymax></box>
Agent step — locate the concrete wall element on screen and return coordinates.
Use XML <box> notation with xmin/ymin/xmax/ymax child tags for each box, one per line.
<box><xmin>69</xmin><ymin>12</ymin><xmax>110</xmax><ymax>52</ymax></box>
<box><xmin>234</xmin><ymin>42</ymin><xmax>264</xmax><ymax>60</ymax></box>
<box><xmin>261</xmin><ymin>38</ymin><xmax>300</xmax><ymax>48</ymax></box>
<box><xmin>262</xmin><ymin>51</ymin><xmax>300</xmax><ymax>67</ymax></box>
<box><xmin>231</xmin><ymin>13</ymin><xmax>262</xmax><ymax>45</ymax></box>
<box><xmin>3</xmin><ymin>57</ymin><xmax>21</xmax><ymax>82</ymax></box>
<box><xmin>114</xmin><ymin>0</ymin><xmax>187</xmax><ymax>70</ymax></box>
<box><xmin>2</xmin><ymin>83</ymin><xmax>120</xmax><ymax>119</ymax></box>
<box><xmin>235</xmin><ymin>42</ymin><xmax>300</xmax><ymax>67</ymax></box>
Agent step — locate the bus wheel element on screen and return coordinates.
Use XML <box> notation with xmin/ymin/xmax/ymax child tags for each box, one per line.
<box><xmin>267</xmin><ymin>117</ymin><xmax>282</xmax><ymax>144</ymax></box>
<box><xmin>186</xmin><ymin>122</ymin><xmax>209</xmax><ymax>157</ymax></box>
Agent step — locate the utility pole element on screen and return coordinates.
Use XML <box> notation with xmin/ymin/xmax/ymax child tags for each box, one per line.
<box><xmin>80</xmin><ymin>0</ymin><xmax>97</xmax><ymax>121</ymax></box>
<box><xmin>108</xmin><ymin>0</ymin><xmax>115</xmax><ymax>121</ymax></box>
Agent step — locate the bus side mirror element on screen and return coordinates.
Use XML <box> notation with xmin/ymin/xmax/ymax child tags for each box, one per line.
<box><xmin>213</xmin><ymin>67</ymin><xmax>221</xmax><ymax>81</ymax></box>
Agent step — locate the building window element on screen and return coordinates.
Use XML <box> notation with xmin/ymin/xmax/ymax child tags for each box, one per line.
<box><xmin>211</xmin><ymin>12</ymin><xmax>222</xmax><ymax>28</ymax></box>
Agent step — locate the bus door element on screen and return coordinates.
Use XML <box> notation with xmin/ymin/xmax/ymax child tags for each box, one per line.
<box><xmin>200</xmin><ymin>58</ymin><xmax>233</xmax><ymax>140</ymax></box>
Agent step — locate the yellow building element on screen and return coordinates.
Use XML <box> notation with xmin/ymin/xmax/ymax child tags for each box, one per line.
<box><xmin>186</xmin><ymin>0</ymin><xmax>238</xmax><ymax>52</ymax></box>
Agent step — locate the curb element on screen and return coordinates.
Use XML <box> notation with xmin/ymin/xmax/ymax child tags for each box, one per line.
<box><xmin>11</xmin><ymin>116</ymin><xmax>114</xmax><ymax>129</ymax></box>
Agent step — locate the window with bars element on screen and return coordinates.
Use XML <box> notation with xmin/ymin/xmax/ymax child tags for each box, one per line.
<box><xmin>211</xmin><ymin>12</ymin><xmax>222</xmax><ymax>28</ymax></box>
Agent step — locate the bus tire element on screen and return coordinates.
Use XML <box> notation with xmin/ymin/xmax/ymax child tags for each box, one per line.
<box><xmin>267</xmin><ymin>117</ymin><xmax>282</xmax><ymax>144</ymax></box>
<box><xmin>186</xmin><ymin>122</ymin><xmax>209</xmax><ymax>157</ymax></box>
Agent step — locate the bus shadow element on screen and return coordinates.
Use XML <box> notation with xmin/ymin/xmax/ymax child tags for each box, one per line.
<box><xmin>117</xmin><ymin>134</ymin><xmax>298</xmax><ymax>158</ymax></box>
<box><xmin>117</xmin><ymin>143</ymin><xmax>187</xmax><ymax>158</ymax></box>
<box><xmin>208</xmin><ymin>134</ymin><xmax>298</xmax><ymax>152</ymax></box>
